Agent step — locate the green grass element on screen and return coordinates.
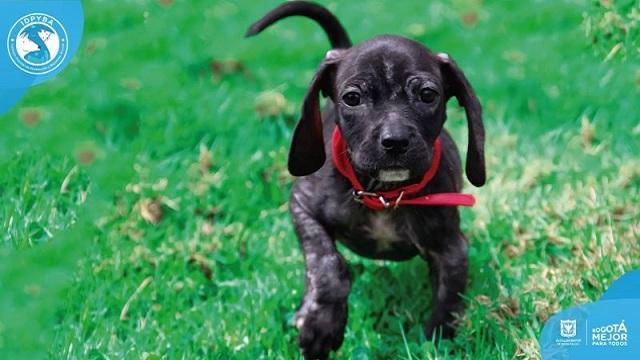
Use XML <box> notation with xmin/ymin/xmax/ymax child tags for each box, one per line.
<box><xmin>1</xmin><ymin>0</ymin><xmax>639</xmax><ymax>359</ymax></box>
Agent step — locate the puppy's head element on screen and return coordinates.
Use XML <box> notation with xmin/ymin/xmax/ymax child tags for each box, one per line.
<box><xmin>289</xmin><ymin>35</ymin><xmax>485</xmax><ymax>188</ymax></box>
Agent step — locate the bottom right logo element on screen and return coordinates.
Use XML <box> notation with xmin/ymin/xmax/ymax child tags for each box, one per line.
<box><xmin>560</xmin><ymin>319</ymin><xmax>577</xmax><ymax>338</ymax></box>
<box><xmin>541</xmin><ymin>270</ymin><xmax>640</xmax><ymax>359</ymax></box>
<box><xmin>592</xmin><ymin>320</ymin><xmax>628</xmax><ymax>347</ymax></box>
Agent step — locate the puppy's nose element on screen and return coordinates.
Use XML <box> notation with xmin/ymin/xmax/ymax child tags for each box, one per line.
<box><xmin>380</xmin><ymin>130</ymin><xmax>410</xmax><ymax>154</ymax></box>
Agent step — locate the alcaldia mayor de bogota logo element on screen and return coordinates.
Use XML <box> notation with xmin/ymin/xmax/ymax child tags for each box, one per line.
<box><xmin>7</xmin><ymin>13</ymin><xmax>68</xmax><ymax>75</ymax></box>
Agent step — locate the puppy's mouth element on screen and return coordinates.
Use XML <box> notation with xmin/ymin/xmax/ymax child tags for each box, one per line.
<box><xmin>377</xmin><ymin>168</ymin><xmax>410</xmax><ymax>183</ymax></box>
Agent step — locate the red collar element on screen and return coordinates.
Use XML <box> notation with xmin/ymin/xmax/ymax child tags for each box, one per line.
<box><xmin>331</xmin><ymin>127</ymin><xmax>476</xmax><ymax>210</ymax></box>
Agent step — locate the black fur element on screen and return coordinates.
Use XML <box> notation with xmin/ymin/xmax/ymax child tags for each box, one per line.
<box><xmin>247</xmin><ymin>2</ymin><xmax>485</xmax><ymax>359</ymax></box>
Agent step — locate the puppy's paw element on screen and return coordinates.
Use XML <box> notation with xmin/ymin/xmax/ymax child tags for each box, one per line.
<box><xmin>424</xmin><ymin>319</ymin><xmax>456</xmax><ymax>342</ymax></box>
<box><xmin>295</xmin><ymin>299</ymin><xmax>347</xmax><ymax>360</ymax></box>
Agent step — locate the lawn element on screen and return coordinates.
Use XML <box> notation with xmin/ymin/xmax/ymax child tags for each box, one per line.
<box><xmin>1</xmin><ymin>0</ymin><xmax>639</xmax><ymax>359</ymax></box>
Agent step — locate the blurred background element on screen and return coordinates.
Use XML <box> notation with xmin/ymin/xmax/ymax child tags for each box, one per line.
<box><xmin>0</xmin><ymin>0</ymin><xmax>638</xmax><ymax>358</ymax></box>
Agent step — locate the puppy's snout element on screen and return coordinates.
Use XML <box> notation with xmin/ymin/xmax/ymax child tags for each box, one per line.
<box><xmin>380</xmin><ymin>126</ymin><xmax>410</xmax><ymax>155</ymax></box>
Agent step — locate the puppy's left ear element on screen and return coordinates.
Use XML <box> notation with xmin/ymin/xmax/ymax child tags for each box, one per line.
<box><xmin>438</xmin><ymin>53</ymin><xmax>486</xmax><ymax>187</ymax></box>
<box><xmin>289</xmin><ymin>50</ymin><xmax>343</xmax><ymax>176</ymax></box>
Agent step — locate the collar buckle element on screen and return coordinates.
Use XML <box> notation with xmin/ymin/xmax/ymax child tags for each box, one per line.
<box><xmin>352</xmin><ymin>190</ymin><xmax>376</xmax><ymax>203</ymax></box>
<box><xmin>353</xmin><ymin>190</ymin><xmax>405</xmax><ymax>210</ymax></box>
<box><xmin>393</xmin><ymin>191</ymin><xmax>405</xmax><ymax>209</ymax></box>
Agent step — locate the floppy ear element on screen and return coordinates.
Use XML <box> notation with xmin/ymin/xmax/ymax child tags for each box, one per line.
<box><xmin>288</xmin><ymin>50</ymin><xmax>342</xmax><ymax>176</ymax></box>
<box><xmin>438</xmin><ymin>53</ymin><xmax>486</xmax><ymax>187</ymax></box>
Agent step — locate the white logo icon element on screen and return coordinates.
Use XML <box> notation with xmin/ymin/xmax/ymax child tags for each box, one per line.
<box><xmin>7</xmin><ymin>13</ymin><xmax>68</xmax><ymax>75</ymax></box>
<box><xmin>560</xmin><ymin>319</ymin><xmax>577</xmax><ymax>338</ymax></box>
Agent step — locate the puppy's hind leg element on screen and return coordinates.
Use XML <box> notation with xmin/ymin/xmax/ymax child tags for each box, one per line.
<box><xmin>424</xmin><ymin>229</ymin><xmax>468</xmax><ymax>341</ymax></box>
<box><xmin>290</xmin><ymin>198</ymin><xmax>351</xmax><ymax>360</ymax></box>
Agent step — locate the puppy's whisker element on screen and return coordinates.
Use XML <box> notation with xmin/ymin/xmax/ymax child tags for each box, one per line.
<box><xmin>364</xmin><ymin>177</ymin><xmax>377</xmax><ymax>192</ymax></box>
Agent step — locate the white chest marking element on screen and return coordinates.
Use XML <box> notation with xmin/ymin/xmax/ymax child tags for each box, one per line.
<box><xmin>364</xmin><ymin>213</ymin><xmax>401</xmax><ymax>251</ymax></box>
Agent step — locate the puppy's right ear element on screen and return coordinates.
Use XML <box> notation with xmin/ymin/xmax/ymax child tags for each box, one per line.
<box><xmin>289</xmin><ymin>50</ymin><xmax>343</xmax><ymax>176</ymax></box>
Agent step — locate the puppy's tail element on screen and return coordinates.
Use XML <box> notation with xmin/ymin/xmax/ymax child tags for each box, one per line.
<box><xmin>246</xmin><ymin>1</ymin><xmax>352</xmax><ymax>49</ymax></box>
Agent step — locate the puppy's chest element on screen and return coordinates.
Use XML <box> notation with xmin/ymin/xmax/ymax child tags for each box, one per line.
<box><xmin>340</xmin><ymin>211</ymin><xmax>418</xmax><ymax>253</ymax></box>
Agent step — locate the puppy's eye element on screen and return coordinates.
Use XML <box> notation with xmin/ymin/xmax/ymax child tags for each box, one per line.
<box><xmin>419</xmin><ymin>88</ymin><xmax>438</xmax><ymax>103</ymax></box>
<box><xmin>342</xmin><ymin>92</ymin><xmax>361</xmax><ymax>106</ymax></box>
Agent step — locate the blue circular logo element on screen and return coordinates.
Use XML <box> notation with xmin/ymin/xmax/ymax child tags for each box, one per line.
<box><xmin>7</xmin><ymin>13</ymin><xmax>69</xmax><ymax>75</ymax></box>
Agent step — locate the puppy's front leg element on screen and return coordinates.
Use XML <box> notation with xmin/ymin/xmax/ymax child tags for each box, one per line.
<box><xmin>424</xmin><ymin>229</ymin><xmax>468</xmax><ymax>341</ymax></box>
<box><xmin>290</xmin><ymin>199</ymin><xmax>351</xmax><ymax>360</ymax></box>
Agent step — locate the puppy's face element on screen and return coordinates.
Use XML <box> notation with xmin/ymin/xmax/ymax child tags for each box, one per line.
<box><xmin>334</xmin><ymin>36</ymin><xmax>446</xmax><ymax>188</ymax></box>
<box><xmin>287</xmin><ymin>34</ymin><xmax>484</xmax><ymax>186</ymax></box>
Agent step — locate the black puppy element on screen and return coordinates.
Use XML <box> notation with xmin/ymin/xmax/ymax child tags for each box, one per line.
<box><xmin>247</xmin><ymin>2</ymin><xmax>485</xmax><ymax>359</ymax></box>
